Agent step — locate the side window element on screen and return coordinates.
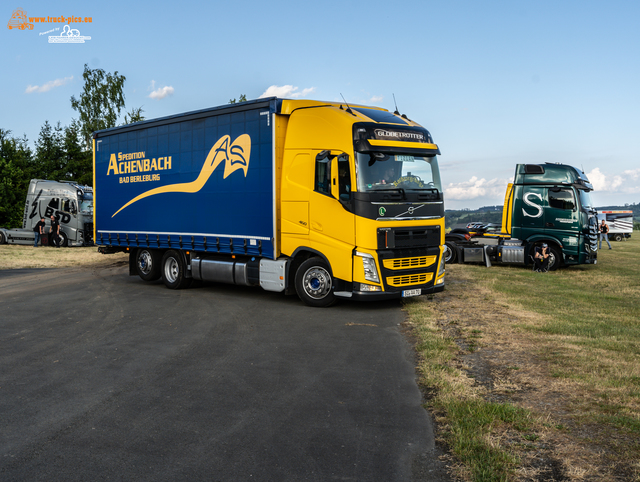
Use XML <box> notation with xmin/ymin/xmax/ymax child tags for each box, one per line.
<box><xmin>62</xmin><ymin>199</ymin><xmax>71</xmax><ymax>212</ymax></box>
<box><xmin>337</xmin><ymin>155</ymin><xmax>351</xmax><ymax>201</ymax></box>
<box><xmin>314</xmin><ymin>151</ymin><xmax>332</xmax><ymax>196</ymax></box>
<box><xmin>548</xmin><ymin>188</ymin><xmax>575</xmax><ymax>210</ymax></box>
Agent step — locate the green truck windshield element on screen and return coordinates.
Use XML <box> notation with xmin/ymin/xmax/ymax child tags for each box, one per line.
<box><xmin>355</xmin><ymin>152</ymin><xmax>442</xmax><ymax>193</ymax></box>
<box><xmin>578</xmin><ymin>189</ymin><xmax>594</xmax><ymax>210</ymax></box>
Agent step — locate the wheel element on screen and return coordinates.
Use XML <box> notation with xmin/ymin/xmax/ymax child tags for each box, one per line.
<box><xmin>294</xmin><ymin>257</ymin><xmax>336</xmax><ymax>307</ymax></box>
<box><xmin>136</xmin><ymin>248</ymin><xmax>161</xmax><ymax>281</ymax></box>
<box><xmin>0</xmin><ymin>232</ymin><xmax>6</xmax><ymax>245</ymax></box>
<box><xmin>546</xmin><ymin>245</ymin><xmax>562</xmax><ymax>271</ymax></box>
<box><xmin>613</xmin><ymin>234</ymin><xmax>622</xmax><ymax>242</ymax></box>
<box><xmin>444</xmin><ymin>241</ymin><xmax>458</xmax><ymax>263</ymax></box>
<box><xmin>59</xmin><ymin>232</ymin><xmax>69</xmax><ymax>247</ymax></box>
<box><xmin>531</xmin><ymin>244</ymin><xmax>561</xmax><ymax>271</ymax></box>
<box><xmin>161</xmin><ymin>250</ymin><xmax>193</xmax><ymax>289</ymax></box>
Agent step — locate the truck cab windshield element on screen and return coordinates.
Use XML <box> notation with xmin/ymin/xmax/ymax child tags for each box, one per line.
<box><xmin>578</xmin><ymin>189</ymin><xmax>594</xmax><ymax>210</ymax></box>
<box><xmin>355</xmin><ymin>152</ymin><xmax>442</xmax><ymax>193</ymax></box>
<box><xmin>80</xmin><ymin>193</ymin><xmax>93</xmax><ymax>215</ymax></box>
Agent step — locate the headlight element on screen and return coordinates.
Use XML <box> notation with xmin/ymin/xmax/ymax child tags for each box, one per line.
<box><xmin>438</xmin><ymin>252</ymin><xmax>445</xmax><ymax>277</ymax></box>
<box><xmin>356</xmin><ymin>251</ymin><xmax>380</xmax><ymax>283</ymax></box>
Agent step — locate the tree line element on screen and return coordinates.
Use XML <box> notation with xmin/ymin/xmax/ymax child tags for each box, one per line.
<box><xmin>0</xmin><ymin>64</ymin><xmax>143</xmax><ymax>229</ymax></box>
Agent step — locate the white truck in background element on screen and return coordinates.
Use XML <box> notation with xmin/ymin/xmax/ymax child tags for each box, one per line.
<box><xmin>0</xmin><ymin>179</ymin><xmax>94</xmax><ymax>247</ymax></box>
<box><xmin>598</xmin><ymin>210</ymin><xmax>633</xmax><ymax>241</ymax></box>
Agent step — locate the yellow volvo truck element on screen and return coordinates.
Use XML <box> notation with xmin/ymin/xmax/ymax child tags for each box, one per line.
<box><xmin>94</xmin><ymin>98</ymin><xmax>445</xmax><ymax>306</ymax></box>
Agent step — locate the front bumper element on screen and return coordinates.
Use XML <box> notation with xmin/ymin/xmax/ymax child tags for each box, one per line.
<box><xmin>336</xmin><ymin>282</ymin><xmax>445</xmax><ymax>301</ymax></box>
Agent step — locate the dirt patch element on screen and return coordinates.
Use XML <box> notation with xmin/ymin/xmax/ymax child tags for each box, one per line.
<box><xmin>407</xmin><ymin>266</ymin><xmax>640</xmax><ymax>481</ymax></box>
<box><xmin>0</xmin><ymin>245</ymin><xmax>129</xmax><ymax>270</ymax></box>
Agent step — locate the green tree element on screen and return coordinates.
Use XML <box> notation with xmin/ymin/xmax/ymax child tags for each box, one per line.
<box><xmin>123</xmin><ymin>106</ymin><xmax>145</xmax><ymax>125</ymax></box>
<box><xmin>33</xmin><ymin>120</ymin><xmax>65</xmax><ymax>180</ymax></box>
<box><xmin>70</xmin><ymin>64</ymin><xmax>126</xmax><ymax>149</ymax></box>
<box><xmin>229</xmin><ymin>94</ymin><xmax>247</xmax><ymax>104</ymax></box>
<box><xmin>0</xmin><ymin>129</ymin><xmax>33</xmax><ymax>228</ymax></box>
<box><xmin>62</xmin><ymin>120</ymin><xmax>92</xmax><ymax>186</ymax></box>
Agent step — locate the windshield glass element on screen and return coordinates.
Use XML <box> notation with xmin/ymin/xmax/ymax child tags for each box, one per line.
<box><xmin>80</xmin><ymin>193</ymin><xmax>93</xmax><ymax>214</ymax></box>
<box><xmin>578</xmin><ymin>189</ymin><xmax>593</xmax><ymax>210</ymax></box>
<box><xmin>355</xmin><ymin>152</ymin><xmax>442</xmax><ymax>193</ymax></box>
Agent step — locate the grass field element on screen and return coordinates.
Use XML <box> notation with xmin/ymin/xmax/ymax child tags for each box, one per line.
<box><xmin>0</xmin><ymin>244</ymin><xmax>128</xmax><ymax>270</ymax></box>
<box><xmin>405</xmin><ymin>236</ymin><xmax>640</xmax><ymax>481</ymax></box>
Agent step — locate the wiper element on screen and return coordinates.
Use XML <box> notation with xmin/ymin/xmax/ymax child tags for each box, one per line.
<box><xmin>375</xmin><ymin>187</ymin><xmax>406</xmax><ymax>199</ymax></box>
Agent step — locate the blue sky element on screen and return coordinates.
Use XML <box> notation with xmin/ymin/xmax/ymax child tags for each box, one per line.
<box><xmin>2</xmin><ymin>0</ymin><xmax>639</xmax><ymax>209</ymax></box>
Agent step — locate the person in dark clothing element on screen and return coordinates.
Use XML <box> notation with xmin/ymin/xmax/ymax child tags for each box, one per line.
<box><xmin>49</xmin><ymin>215</ymin><xmax>60</xmax><ymax>248</ymax></box>
<box><xmin>33</xmin><ymin>217</ymin><xmax>45</xmax><ymax>247</ymax></box>
<box><xmin>534</xmin><ymin>243</ymin><xmax>550</xmax><ymax>272</ymax></box>
<box><xmin>599</xmin><ymin>219</ymin><xmax>612</xmax><ymax>249</ymax></box>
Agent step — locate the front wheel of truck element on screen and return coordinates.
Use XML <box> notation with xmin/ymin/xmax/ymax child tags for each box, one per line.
<box><xmin>161</xmin><ymin>250</ymin><xmax>192</xmax><ymax>289</ymax></box>
<box><xmin>295</xmin><ymin>257</ymin><xmax>336</xmax><ymax>307</ymax></box>
<box><xmin>136</xmin><ymin>248</ymin><xmax>161</xmax><ymax>281</ymax></box>
<box><xmin>531</xmin><ymin>243</ymin><xmax>562</xmax><ymax>271</ymax></box>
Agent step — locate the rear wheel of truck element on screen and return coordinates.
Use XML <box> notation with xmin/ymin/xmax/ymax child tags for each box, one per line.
<box><xmin>295</xmin><ymin>257</ymin><xmax>336</xmax><ymax>307</ymax></box>
<box><xmin>0</xmin><ymin>232</ymin><xmax>5</xmax><ymax>244</ymax></box>
<box><xmin>161</xmin><ymin>250</ymin><xmax>192</xmax><ymax>289</ymax></box>
<box><xmin>136</xmin><ymin>248</ymin><xmax>161</xmax><ymax>281</ymax></box>
<box><xmin>614</xmin><ymin>234</ymin><xmax>623</xmax><ymax>242</ymax></box>
<box><xmin>444</xmin><ymin>241</ymin><xmax>458</xmax><ymax>263</ymax></box>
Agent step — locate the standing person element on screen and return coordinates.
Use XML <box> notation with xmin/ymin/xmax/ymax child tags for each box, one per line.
<box><xmin>599</xmin><ymin>219</ymin><xmax>612</xmax><ymax>250</ymax></box>
<box><xmin>534</xmin><ymin>243</ymin><xmax>550</xmax><ymax>272</ymax></box>
<box><xmin>33</xmin><ymin>217</ymin><xmax>45</xmax><ymax>247</ymax></box>
<box><xmin>49</xmin><ymin>215</ymin><xmax>61</xmax><ymax>248</ymax></box>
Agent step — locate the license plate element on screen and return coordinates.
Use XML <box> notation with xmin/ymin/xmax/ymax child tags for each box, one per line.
<box><xmin>402</xmin><ymin>289</ymin><xmax>421</xmax><ymax>297</ymax></box>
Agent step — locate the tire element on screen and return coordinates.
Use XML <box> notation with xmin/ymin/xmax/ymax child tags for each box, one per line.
<box><xmin>294</xmin><ymin>257</ymin><xmax>336</xmax><ymax>307</ymax></box>
<box><xmin>161</xmin><ymin>250</ymin><xmax>193</xmax><ymax>289</ymax></box>
<box><xmin>613</xmin><ymin>234</ymin><xmax>622</xmax><ymax>242</ymax></box>
<box><xmin>546</xmin><ymin>245</ymin><xmax>562</xmax><ymax>271</ymax></box>
<box><xmin>136</xmin><ymin>248</ymin><xmax>161</xmax><ymax>281</ymax></box>
<box><xmin>531</xmin><ymin>244</ymin><xmax>561</xmax><ymax>271</ymax></box>
<box><xmin>444</xmin><ymin>241</ymin><xmax>458</xmax><ymax>263</ymax></box>
<box><xmin>59</xmin><ymin>232</ymin><xmax>69</xmax><ymax>247</ymax></box>
<box><xmin>0</xmin><ymin>232</ymin><xmax>6</xmax><ymax>245</ymax></box>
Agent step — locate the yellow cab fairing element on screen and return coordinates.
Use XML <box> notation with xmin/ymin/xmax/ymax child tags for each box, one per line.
<box><xmin>276</xmin><ymin>99</ymin><xmax>444</xmax><ymax>292</ymax></box>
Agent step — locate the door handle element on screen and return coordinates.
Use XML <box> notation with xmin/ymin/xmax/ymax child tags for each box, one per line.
<box><xmin>546</xmin><ymin>222</ymin><xmax>554</xmax><ymax>227</ymax></box>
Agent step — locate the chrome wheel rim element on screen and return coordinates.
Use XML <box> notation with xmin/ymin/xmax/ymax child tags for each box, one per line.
<box><xmin>302</xmin><ymin>266</ymin><xmax>331</xmax><ymax>300</ymax></box>
<box><xmin>164</xmin><ymin>257</ymin><xmax>179</xmax><ymax>283</ymax></box>
<box><xmin>138</xmin><ymin>251</ymin><xmax>152</xmax><ymax>275</ymax></box>
<box><xmin>443</xmin><ymin>245</ymin><xmax>452</xmax><ymax>262</ymax></box>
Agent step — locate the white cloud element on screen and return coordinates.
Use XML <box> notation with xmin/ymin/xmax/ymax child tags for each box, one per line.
<box><xmin>259</xmin><ymin>85</ymin><xmax>315</xmax><ymax>99</ymax></box>
<box><xmin>25</xmin><ymin>76</ymin><xmax>73</xmax><ymax>94</ymax></box>
<box><xmin>587</xmin><ymin>167</ymin><xmax>640</xmax><ymax>194</ymax></box>
<box><xmin>622</xmin><ymin>168</ymin><xmax>640</xmax><ymax>181</ymax></box>
<box><xmin>369</xmin><ymin>95</ymin><xmax>383</xmax><ymax>103</ymax></box>
<box><xmin>444</xmin><ymin>176</ymin><xmax>510</xmax><ymax>200</ymax></box>
<box><xmin>148</xmin><ymin>80</ymin><xmax>174</xmax><ymax>100</ymax></box>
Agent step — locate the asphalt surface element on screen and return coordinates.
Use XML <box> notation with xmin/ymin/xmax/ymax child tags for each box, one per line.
<box><xmin>0</xmin><ymin>262</ymin><xmax>450</xmax><ymax>481</ymax></box>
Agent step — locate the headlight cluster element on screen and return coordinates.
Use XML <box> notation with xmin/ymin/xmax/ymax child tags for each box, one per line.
<box><xmin>438</xmin><ymin>252</ymin><xmax>445</xmax><ymax>277</ymax></box>
<box><xmin>356</xmin><ymin>251</ymin><xmax>379</xmax><ymax>283</ymax></box>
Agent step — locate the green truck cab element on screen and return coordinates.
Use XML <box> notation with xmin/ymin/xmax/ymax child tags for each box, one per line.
<box><xmin>445</xmin><ymin>163</ymin><xmax>598</xmax><ymax>270</ymax></box>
